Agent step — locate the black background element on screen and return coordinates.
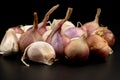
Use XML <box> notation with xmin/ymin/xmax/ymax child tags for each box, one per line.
<box><xmin>0</xmin><ymin>0</ymin><xmax>120</xmax><ymax>80</ymax></box>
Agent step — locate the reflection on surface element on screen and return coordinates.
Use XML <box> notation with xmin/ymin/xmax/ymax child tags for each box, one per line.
<box><xmin>0</xmin><ymin>52</ymin><xmax>120</xmax><ymax>80</ymax></box>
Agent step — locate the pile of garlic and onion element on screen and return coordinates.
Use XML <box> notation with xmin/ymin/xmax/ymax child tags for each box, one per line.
<box><xmin>0</xmin><ymin>4</ymin><xmax>115</xmax><ymax>67</ymax></box>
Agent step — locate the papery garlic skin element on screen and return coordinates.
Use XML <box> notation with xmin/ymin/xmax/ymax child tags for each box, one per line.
<box><xmin>42</xmin><ymin>30</ymin><xmax>52</xmax><ymax>41</ymax></box>
<box><xmin>0</xmin><ymin>29</ymin><xmax>19</xmax><ymax>55</ymax></box>
<box><xmin>51</xmin><ymin>19</ymin><xmax>75</xmax><ymax>31</ymax></box>
<box><xmin>20</xmin><ymin>25</ymin><xmax>33</xmax><ymax>32</ymax></box>
<box><xmin>61</xmin><ymin>20</ymin><xmax>75</xmax><ymax>33</ymax></box>
<box><xmin>21</xmin><ymin>41</ymin><xmax>56</xmax><ymax>67</ymax></box>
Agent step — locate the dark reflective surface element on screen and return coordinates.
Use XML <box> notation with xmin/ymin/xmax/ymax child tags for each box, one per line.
<box><xmin>0</xmin><ymin>0</ymin><xmax>120</xmax><ymax>80</ymax></box>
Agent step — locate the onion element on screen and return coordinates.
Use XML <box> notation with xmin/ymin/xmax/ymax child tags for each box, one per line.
<box><xmin>87</xmin><ymin>35</ymin><xmax>113</xmax><ymax>59</ymax></box>
<box><xmin>64</xmin><ymin>36</ymin><xmax>89</xmax><ymax>62</ymax></box>
<box><xmin>91</xmin><ymin>26</ymin><xmax>115</xmax><ymax>47</ymax></box>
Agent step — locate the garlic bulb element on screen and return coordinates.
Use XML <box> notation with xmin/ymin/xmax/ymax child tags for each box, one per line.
<box><xmin>18</xmin><ymin>12</ymin><xmax>43</xmax><ymax>52</ymax></box>
<box><xmin>21</xmin><ymin>41</ymin><xmax>56</xmax><ymax>67</ymax></box>
<box><xmin>0</xmin><ymin>28</ymin><xmax>19</xmax><ymax>55</ymax></box>
<box><xmin>46</xmin><ymin>7</ymin><xmax>73</xmax><ymax>57</ymax></box>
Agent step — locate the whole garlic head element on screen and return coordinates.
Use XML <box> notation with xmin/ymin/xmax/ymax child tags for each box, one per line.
<box><xmin>21</xmin><ymin>41</ymin><xmax>56</xmax><ymax>67</ymax></box>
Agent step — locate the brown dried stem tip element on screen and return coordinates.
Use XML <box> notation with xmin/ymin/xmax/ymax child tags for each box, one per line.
<box><xmin>42</xmin><ymin>4</ymin><xmax>60</xmax><ymax>22</ymax></box>
<box><xmin>33</xmin><ymin>12</ymin><xmax>38</xmax><ymax>30</ymax></box>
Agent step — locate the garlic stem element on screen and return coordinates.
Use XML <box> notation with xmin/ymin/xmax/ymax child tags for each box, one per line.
<box><xmin>42</xmin><ymin>4</ymin><xmax>60</xmax><ymax>22</ymax></box>
<box><xmin>64</xmin><ymin>7</ymin><xmax>73</xmax><ymax>22</ymax></box>
<box><xmin>33</xmin><ymin>12</ymin><xmax>38</xmax><ymax>30</ymax></box>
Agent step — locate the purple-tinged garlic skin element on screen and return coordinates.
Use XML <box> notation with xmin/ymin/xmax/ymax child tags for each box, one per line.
<box><xmin>21</xmin><ymin>41</ymin><xmax>56</xmax><ymax>67</ymax></box>
<box><xmin>62</xmin><ymin>27</ymin><xmax>86</xmax><ymax>39</ymax></box>
<box><xmin>46</xmin><ymin>7</ymin><xmax>73</xmax><ymax>57</ymax></box>
<box><xmin>18</xmin><ymin>12</ymin><xmax>43</xmax><ymax>52</ymax></box>
<box><xmin>20</xmin><ymin>25</ymin><xmax>33</xmax><ymax>32</ymax></box>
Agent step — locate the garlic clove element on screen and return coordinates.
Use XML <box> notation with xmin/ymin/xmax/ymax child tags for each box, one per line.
<box><xmin>0</xmin><ymin>29</ymin><xmax>19</xmax><ymax>55</ymax></box>
<box><xmin>21</xmin><ymin>41</ymin><xmax>56</xmax><ymax>67</ymax></box>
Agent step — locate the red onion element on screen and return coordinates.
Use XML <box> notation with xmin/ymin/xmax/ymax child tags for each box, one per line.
<box><xmin>64</xmin><ymin>36</ymin><xmax>89</xmax><ymax>62</ymax></box>
<box><xmin>87</xmin><ymin>34</ymin><xmax>113</xmax><ymax>59</ymax></box>
<box><xmin>91</xmin><ymin>26</ymin><xmax>115</xmax><ymax>47</ymax></box>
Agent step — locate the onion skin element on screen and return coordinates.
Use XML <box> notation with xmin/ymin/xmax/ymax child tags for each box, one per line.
<box><xmin>91</xmin><ymin>27</ymin><xmax>115</xmax><ymax>47</ymax></box>
<box><xmin>65</xmin><ymin>37</ymin><xmax>89</xmax><ymax>62</ymax></box>
<box><xmin>103</xmin><ymin>28</ymin><xmax>115</xmax><ymax>47</ymax></box>
<box><xmin>87</xmin><ymin>35</ymin><xmax>113</xmax><ymax>59</ymax></box>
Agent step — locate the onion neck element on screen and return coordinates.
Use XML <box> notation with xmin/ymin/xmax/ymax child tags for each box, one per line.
<box><xmin>94</xmin><ymin>8</ymin><xmax>101</xmax><ymax>23</ymax></box>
